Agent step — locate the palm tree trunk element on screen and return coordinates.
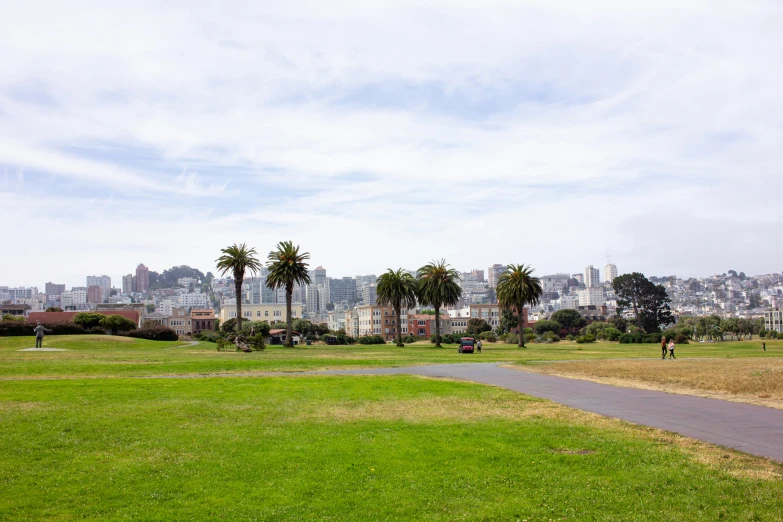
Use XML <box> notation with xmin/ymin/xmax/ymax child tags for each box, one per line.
<box><xmin>395</xmin><ymin>305</ymin><xmax>402</xmax><ymax>346</ymax></box>
<box><xmin>285</xmin><ymin>282</ymin><xmax>293</xmax><ymax>347</ymax></box>
<box><xmin>435</xmin><ymin>305</ymin><xmax>441</xmax><ymax>347</ymax></box>
<box><xmin>235</xmin><ymin>278</ymin><xmax>243</xmax><ymax>332</ymax></box>
<box><xmin>518</xmin><ymin>304</ymin><xmax>525</xmax><ymax>348</ymax></box>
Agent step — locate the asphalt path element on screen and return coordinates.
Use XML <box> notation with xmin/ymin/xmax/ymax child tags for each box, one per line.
<box><xmin>316</xmin><ymin>363</ymin><xmax>783</xmax><ymax>462</ymax></box>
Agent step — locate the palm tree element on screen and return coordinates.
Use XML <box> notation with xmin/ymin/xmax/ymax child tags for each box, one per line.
<box><xmin>215</xmin><ymin>243</ymin><xmax>262</xmax><ymax>332</ymax></box>
<box><xmin>496</xmin><ymin>264</ymin><xmax>543</xmax><ymax>348</ymax></box>
<box><xmin>416</xmin><ymin>259</ymin><xmax>462</xmax><ymax>348</ymax></box>
<box><xmin>266</xmin><ymin>241</ymin><xmax>311</xmax><ymax>347</ymax></box>
<box><xmin>376</xmin><ymin>268</ymin><xmax>419</xmax><ymax>347</ymax></box>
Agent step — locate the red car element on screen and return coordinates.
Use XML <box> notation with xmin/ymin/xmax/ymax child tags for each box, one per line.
<box><xmin>458</xmin><ymin>337</ymin><xmax>475</xmax><ymax>353</ymax></box>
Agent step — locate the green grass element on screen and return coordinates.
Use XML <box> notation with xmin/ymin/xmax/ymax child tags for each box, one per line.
<box><xmin>1</xmin><ymin>335</ymin><xmax>782</xmax><ymax>379</ymax></box>
<box><xmin>2</xmin><ymin>375</ymin><xmax>782</xmax><ymax>520</ymax></box>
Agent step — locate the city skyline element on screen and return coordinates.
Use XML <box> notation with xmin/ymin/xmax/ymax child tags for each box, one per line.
<box><xmin>2</xmin><ymin>3</ymin><xmax>783</xmax><ymax>285</ymax></box>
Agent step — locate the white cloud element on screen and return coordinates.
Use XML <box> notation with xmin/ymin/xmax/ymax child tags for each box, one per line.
<box><xmin>0</xmin><ymin>1</ymin><xmax>781</xmax><ymax>287</ymax></box>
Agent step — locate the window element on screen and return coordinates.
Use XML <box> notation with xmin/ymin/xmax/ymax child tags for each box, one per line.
<box><xmin>265</xmin><ymin>311</ymin><xmax>269</xmax><ymax>317</ymax></box>
<box><xmin>257</xmin><ymin>311</ymin><xmax>261</xmax><ymax>317</ymax></box>
<box><xmin>418</xmin><ymin>320</ymin><xmax>425</xmax><ymax>326</ymax></box>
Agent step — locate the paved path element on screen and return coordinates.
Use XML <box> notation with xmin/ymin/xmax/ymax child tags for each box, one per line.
<box><xmin>316</xmin><ymin>363</ymin><xmax>783</xmax><ymax>462</ymax></box>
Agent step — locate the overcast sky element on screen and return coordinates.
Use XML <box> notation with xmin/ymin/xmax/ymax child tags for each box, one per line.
<box><xmin>1</xmin><ymin>1</ymin><xmax>782</xmax><ymax>288</ymax></box>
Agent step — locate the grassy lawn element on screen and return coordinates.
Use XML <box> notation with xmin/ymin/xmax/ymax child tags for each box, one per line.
<box><xmin>2</xmin><ymin>375</ymin><xmax>782</xmax><ymax>520</ymax></box>
<box><xmin>2</xmin><ymin>335</ymin><xmax>782</xmax><ymax>379</ymax></box>
<box><xmin>517</xmin><ymin>355</ymin><xmax>783</xmax><ymax>410</ymax></box>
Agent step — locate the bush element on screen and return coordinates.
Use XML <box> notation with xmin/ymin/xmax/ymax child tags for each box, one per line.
<box><xmin>2</xmin><ymin>314</ymin><xmax>25</xmax><ymax>322</ymax></box>
<box><xmin>603</xmin><ymin>327</ymin><xmax>622</xmax><ymax>342</ymax></box>
<box><xmin>0</xmin><ymin>320</ymin><xmax>89</xmax><ymax>336</ymax></box>
<box><xmin>195</xmin><ymin>330</ymin><xmax>221</xmax><ymax>343</ymax></box>
<box><xmin>124</xmin><ymin>325</ymin><xmax>178</xmax><ymax>341</ymax></box>
<box><xmin>619</xmin><ymin>332</ymin><xmax>669</xmax><ymax>344</ymax></box>
<box><xmin>358</xmin><ymin>335</ymin><xmax>385</xmax><ymax>345</ymax></box>
<box><xmin>575</xmin><ymin>334</ymin><xmax>596</xmax><ymax>344</ymax></box>
<box><xmin>541</xmin><ymin>331</ymin><xmax>560</xmax><ymax>343</ymax></box>
<box><xmin>534</xmin><ymin>320</ymin><xmax>562</xmax><ymax>335</ymax></box>
<box><xmin>100</xmin><ymin>314</ymin><xmax>138</xmax><ymax>335</ymax></box>
<box><xmin>619</xmin><ymin>333</ymin><xmax>634</xmax><ymax>344</ymax></box>
<box><xmin>643</xmin><ymin>333</ymin><xmax>663</xmax><ymax>344</ymax></box>
<box><xmin>220</xmin><ymin>318</ymin><xmax>237</xmax><ymax>334</ymax></box>
<box><xmin>505</xmin><ymin>333</ymin><xmax>519</xmax><ymax>344</ymax></box>
<box><xmin>674</xmin><ymin>333</ymin><xmax>690</xmax><ymax>345</ymax></box>
<box><xmin>479</xmin><ymin>331</ymin><xmax>497</xmax><ymax>342</ymax></box>
<box><xmin>566</xmin><ymin>334</ymin><xmax>575</xmax><ymax>341</ymax></box>
<box><xmin>73</xmin><ymin>312</ymin><xmax>105</xmax><ymax>329</ymax></box>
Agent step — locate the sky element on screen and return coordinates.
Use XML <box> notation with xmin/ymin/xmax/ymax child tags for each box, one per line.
<box><xmin>1</xmin><ymin>0</ymin><xmax>782</xmax><ymax>289</ymax></box>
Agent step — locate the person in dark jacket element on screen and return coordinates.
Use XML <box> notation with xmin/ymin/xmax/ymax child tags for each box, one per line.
<box><xmin>33</xmin><ymin>322</ymin><xmax>51</xmax><ymax>348</ymax></box>
<box><xmin>661</xmin><ymin>337</ymin><xmax>668</xmax><ymax>360</ymax></box>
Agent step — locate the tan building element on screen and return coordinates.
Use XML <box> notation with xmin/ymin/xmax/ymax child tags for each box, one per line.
<box><xmin>170</xmin><ymin>308</ymin><xmax>192</xmax><ymax>337</ymax></box>
<box><xmin>469</xmin><ymin>304</ymin><xmax>502</xmax><ymax>329</ymax></box>
<box><xmin>356</xmin><ymin>305</ymin><xmax>411</xmax><ymax>342</ymax></box>
<box><xmin>219</xmin><ymin>303</ymin><xmax>305</xmax><ymax>324</ymax></box>
<box><xmin>142</xmin><ymin>312</ymin><xmax>171</xmax><ymax>328</ymax></box>
<box><xmin>449</xmin><ymin>317</ymin><xmax>470</xmax><ymax>334</ymax></box>
<box><xmin>191</xmin><ymin>309</ymin><xmax>216</xmax><ymax>335</ymax></box>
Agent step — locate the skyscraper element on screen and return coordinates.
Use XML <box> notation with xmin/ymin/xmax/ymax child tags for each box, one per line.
<box><xmin>604</xmin><ymin>263</ymin><xmax>618</xmax><ymax>284</ymax></box>
<box><xmin>584</xmin><ymin>265</ymin><xmax>600</xmax><ymax>288</ymax></box>
<box><xmin>86</xmin><ymin>275</ymin><xmax>112</xmax><ymax>302</ymax></box>
<box><xmin>45</xmin><ymin>282</ymin><xmax>66</xmax><ymax>296</ymax></box>
<box><xmin>135</xmin><ymin>264</ymin><xmax>150</xmax><ymax>293</ymax></box>
<box><xmin>122</xmin><ymin>274</ymin><xmax>133</xmax><ymax>294</ymax></box>
<box><xmin>488</xmin><ymin>264</ymin><xmax>507</xmax><ymax>288</ymax></box>
<box><xmin>313</xmin><ymin>266</ymin><xmax>327</xmax><ymax>286</ymax></box>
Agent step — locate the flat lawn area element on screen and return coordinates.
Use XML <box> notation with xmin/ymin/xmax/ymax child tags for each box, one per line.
<box><xmin>519</xmin><ymin>356</ymin><xmax>783</xmax><ymax>410</ymax></box>
<box><xmin>2</xmin><ymin>375</ymin><xmax>782</xmax><ymax>520</ymax></box>
<box><xmin>2</xmin><ymin>335</ymin><xmax>782</xmax><ymax>379</ymax></box>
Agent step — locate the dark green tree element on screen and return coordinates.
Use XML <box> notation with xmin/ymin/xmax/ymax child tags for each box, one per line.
<box><xmin>466</xmin><ymin>318</ymin><xmax>491</xmax><ymax>337</ymax></box>
<box><xmin>613</xmin><ymin>272</ymin><xmax>673</xmax><ymax>333</ymax></box>
<box><xmin>496</xmin><ymin>264</ymin><xmax>543</xmax><ymax>348</ymax></box>
<box><xmin>534</xmin><ymin>319</ymin><xmax>562</xmax><ymax>335</ymax></box>
<box><xmin>216</xmin><ymin>243</ymin><xmax>262</xmax><ymax>332</ymax></box>
<box><xmin>550</xmin><ymin>309</ymin><xmax>587</xmax><ymax>335</ymax></box>
<box><xmin>376</xmin><ymin>268</ymin><xmax>419</xmax><ymax>346</ymax></box>
<box><xmin>100</xmin><ymin>314</ymin><xmax>138</xmax><ymax>335</ymax></box>
<box><xmin>416</xmin><ymin>260</ymin><xmax>462</xmax><ymax>348</ymax></box>
<box><xmin>266</xmin><ymin>241</ymin><xmax>311</xmax><ymax>347</ymax></box>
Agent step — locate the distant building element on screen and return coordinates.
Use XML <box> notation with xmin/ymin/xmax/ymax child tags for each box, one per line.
<box><xmin>572</xmin><ymin>273</ymin><xmax>584</xmax><ymax>285</ymax></box>
<box><xmin>313</xmin><ymin>266</ymin><xmax>327</xmax><ymax>286</ymax></box>
<box><xmin>487</xmin><ymin>264</ymin><xmax>507</xmax><ymax>288</ymax></box>
<box><xmin>361</xmin><ymin>284</ymin><xmax>377</xmax><ymax>306</ymax></box>
<box><xmin>0</xmin><ymin>304</ymin><xmax>31</xmax><ymax>317</ymax></box>
<box><xmin>122</xmin><ymin>274</ymin><xmax>133</xmax><ymax>294</ymax></box>
<box><xmin>61</xmin><ymin>289</ymin><xmax>87</xmax><ymax>308</ymax></box>
<box><xmin>45</xmin><ymin>282</ymin><xmax>66</xmax><ymax>296</ymax></box>
<box><xmin>765</xmin><ymin>311</ymin><xmax>782</xmax><ymax>333</ymax></box>
<box><xmin>407</xmin><ymin>313</ymin><xmax>451</xmax><ymax>339</ymax></box>
<box><xmin>180</xmin><ymin>293</ymin><xmax>208</xmax><ymax>309</ymax></box>
<box><xmin>540</xmin><ymin>274</ymin><xmax>570</xmax><ymax>293</ymax></box>
<box><xmin>143</xmin><ymin>312</ymin><xmax>171</xmax><ymax>328</ymax></box>
<box><xmin>604</xmin><ymin>263</ymin><xmax>618</xmax><ymax>284</ymax></box>
<box><xmin>469</xmin><ymin>303</ymin><xmax>503</xmax><ymax>329</ymax></box>
<box><xmin>355</xmin><ymin>305</ymin><xmax>411</xmax><ymax>341</ymax></box>
<box><xmin>584</xmin><ymin>266</ymin><xmax>600</xmax><ymax>288</ymax></box>
<box><xmin>86</xmin><ymin>275</ymin><xmax>111</xmax><ymax>301</ymax></box>
<box><xmin>135</xmin><ymin>264</ymin><xmax>150</xmax><ymax>293</ymax></box>
<box><xmin>218</xmin><ymin>303</ymin><xmax>304</xmax><ymax>323</ymax></box>
<box><xmin>470</xmin><ymin>269</ymin><xmax>485</xmax><ymax>282</ymax></box>
<box><xmin>170</xmin><ymin>308</ymin><xmax>192</xmax><ymax>336</ymax></box>
<box><xmin>578</xmin><ymin>287</ymin><xmax>605</xmax><ymax>307</ymax></box>
<box><xmin>326</xmin><ymin>277</ymin><xmax>357</xmax><ymax>304</ymax></box>
<box><xmin>191</xmin><ymin>309</ymin><xmax>216</xmax><ymax>334</ymax></box>
<box><xmin>87</xmin><ymin>285</ymin><xmax>103</xmax><ymax>304</ymax></box>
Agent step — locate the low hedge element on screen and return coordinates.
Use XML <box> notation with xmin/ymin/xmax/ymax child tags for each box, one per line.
<box><xmin>123</xmin><ymin>325</ymin><xmax>179</xmax><ymax>341</ymax></box>
<box><xmin>0</xmin><ymin>321</ymin><xmax>89</xmax><ymax>336</ymax></box>
<box><xmin>619</xmin><ymin>332</ymin><xmax>665</xmax><ymax>344</ymax></box>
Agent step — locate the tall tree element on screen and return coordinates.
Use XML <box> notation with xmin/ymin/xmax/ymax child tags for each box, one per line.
<box><xmin>215</xmin><ymin>243</ymin><xmax>262</xmax><ymax>332</ymax></box>
<box><xmin>551</xmin><ymin>309</ymin><xmax>588</xmax><ymax>335</ymax></box>
<box><xmin>416</xmin><ymin>260</ymin><xmax>462</xmax><ymax>348</ymax></box>
<box><xmin>266</xmin><ymin>241</ymin><xmax>311</xmax><ymax>347</ymax></box>
<box><xmin>496</xmin><ymin>264</ymin><xmax>543</xmax><ymax>348</ymax></box>
<box><xmin>376</xmin><ymin>268</ymin><xmax>419</xmax><ymax>346</ymax></box>
<box><xmin>613</xmin><ymin>272</ymin><xmax>674</xmax><ymax>333</ymax></box>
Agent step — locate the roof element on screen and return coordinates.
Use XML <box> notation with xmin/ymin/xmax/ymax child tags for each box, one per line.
<box><xmin>0</xmin><ymin>304</ymin><xmax>31</xmax><ymax>311</ymax></box>
<box><xmin>269</xmin><ymin>329</ymin><xmax>301</xmax><ymax>336</ymax></box>
<box><xmin>26</xmin><ymin>310</ymin><xmax>140</xmax><ymax>324</ymax></box>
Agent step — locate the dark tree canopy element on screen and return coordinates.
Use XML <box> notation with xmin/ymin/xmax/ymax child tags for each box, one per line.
<box><xmin>550</xmin><ymin>309</ymin><xmax>587</xmax><ymax>334</ymax></box>
<box><xmin>613</xmin><ymin>272</ymin><xmax>674</xmax><ymax>333</ymax></box>
<box><xmin>534</xmin><ymin>319</ymin><xmax>562</xmax><ymax>335</ymax></box>
<box><xmin>466</xmin><ymin>318</ymin><xmax>491</xmax><ymax>337</ymax></box>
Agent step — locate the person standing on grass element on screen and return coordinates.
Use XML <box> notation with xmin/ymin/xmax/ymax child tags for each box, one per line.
<box><xmin>763</xmin><ymin>341</ymin><xmax>766</xmax><ymax>352</ymax></box>
<box><xmin>668</xmin><ymin>339</ymin><xmax>676</xmax><ymax>359</ymax></box>
<box><xmin>477</xmin><ymin>339</ymin><xmax>482</xmax><ymax>353</ymax></box>
<box><xmin>661</xmin><ymin>337</ymin><xmax>668</xmax><ymax>360</ymax></box>
<box><xmin>33</xmin><ymin>322</ymin><xmax>51</xmax><ymax>348</ymax></box>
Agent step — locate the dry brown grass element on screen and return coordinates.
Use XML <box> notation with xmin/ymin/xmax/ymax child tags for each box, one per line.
<box><xmin>293</xmin><ymin>378</ymin><xmax>783</xmax><ymax>481</ymax></box>
<box><xmin>517</xmin><ymin>357</ymin><xmax>783</xmax><ymax>409</ymax></box>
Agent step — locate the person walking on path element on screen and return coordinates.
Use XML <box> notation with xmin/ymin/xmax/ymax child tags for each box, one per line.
<box><xmin>477</xmin><ymin>339</ymin><xmax>482</xmax><ymax>353</ymax></box>
<box><xmin>661</xmin><ymin>337</ymin><xmax>668</xmax><ymax>360</ymax></box>
<box><xmin>668</xmin><ymin>339</ymin><xmax>676</xmax><ymax>359</ymax></box>
<box><xmin>763</xmin><ymin>341</ymin><xmax>766</xmax><ymax>352</ymax></box>
<box><xmin>33</xmin><ymin>322</ymin><xmax>51</xmax><ymax>348</ymax></box>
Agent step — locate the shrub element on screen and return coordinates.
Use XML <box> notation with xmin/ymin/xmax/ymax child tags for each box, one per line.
<box><xmin>575</xmin><ymin>334</ymin><xmax>596</xmax><ymax>344</ymax></box>
<box><xmin>541</xmin><ymin>331</ymin><xmax>560</xmax><ymax>343</ymax></box>
<box><xmin>535</xmin><ymin>320</ymin><xmax>562</xmax><ymax>335</ymax></box>
<box><xmin>100</xmin><ymin>314</ymin><xmax>138</xmax><ymax>335</ymax></box>
<box><xmin>0</xmin><ymin>320</ymin><xmax>89</xmax><ymax>336</ymax></box>
<box><xmin>566</xmin><ymin>334</ymin><xmax>575</xmax><ymax>341</ymax></box>
<box><xmin>674</xmin><ymin>333</ymin><xmax>690</xmax><ymax>345</ymax></box>
<box><xmin>505</xmin><ymin>333</ymin><xmax>519</xmax><ymax>344</ymax></box>
<box><xmin>619</xmin><ymin>333</ymin><xmax>634</xmax><ymax>344</ymax></box>
<box><xmin>479</xmin><ymin>331</ymin><xmax>497</xmax><ymax>342</ymax></box>
<box><xmin>73</xmin><ymin>312</ymin><xmax>105</xmax><ymax>329</ymax></box>
<box><xmin>220</xmin><ymin>318</ymin><xmax>237</xmax><ymax>334</ymax></box>
<box><xmin>643</xmin><ymin>333</ymin><xmax>663</xmax><ymax>344</ymax></box>
<box><xmin>124</xmin><ymin>325</ymin><xmax>178</xmax><ymax>341</ymax></box>
<box><xmin>358</xmin><ymin>335</ymin><xmax>385</xmax><ymax>345</ymax></box>
<box><xmin>2</xmin><ymin>314</ymin><xmax>25</xmax><ymax>322</ymax></box>
<box><xmin>603</xmin><ymin>327</ymin><xmax>622</xmax><ymax>342</ymax></box>
<box><xmin>195</xmin><ymin>330</ymin><xmax>220</xmax><ymax>343</ymax></box>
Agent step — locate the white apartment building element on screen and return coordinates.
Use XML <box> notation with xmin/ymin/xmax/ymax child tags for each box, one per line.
<box><xmin>540</xmin><ymin>274</ymin><xmax>570</xmax><ymax>293</ymax></box>
<box><xmin>584</xmin><ymin>266</ymin><xmax>600</xmax><ymax>288</ymax></box>
<box><xmin>448</xmin><ymin>308</ymin><xmax>471</xmax><ymax>318</ymax></box>
<box><xmin>362</xmin><ymin>284</ymin><xmax>377</xmax><ymax>306</ymax></box>
<box><xmin>219</xmin><ymin>303</ymin><xmax>304</xmax><ymax>323</ymax></box>
<box><xmin>560</xmin><ymin>295</ymin><xmax>578</xmax><ymax>309</ymax></box>
<box><xmin>180</xmin><ymin>293</ymin><xmax>208</xmax><ymax>308</ymax></box>
<box><xmin>578</xmin><ymin>287</ymin><xmax>605</xmax><ymax>307</ymax></box>
<box><xmin>765</xmin><ymin>311</ymin><xmax>782</xmax><ymax>333</ymax></box>
<box><xmin>157</xmin><ymin>299</ymin><xmax>177</xmax><ymax>316</ymax></box>
<box><xmin>61</xmin><ymin>290</ymin><xmax>87</xmax><ymax>308</ymax></box>
<box><xmin>604</xmin><ymin>263</ymin><xmax>618</xmax><ymax>284</ymax></box>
